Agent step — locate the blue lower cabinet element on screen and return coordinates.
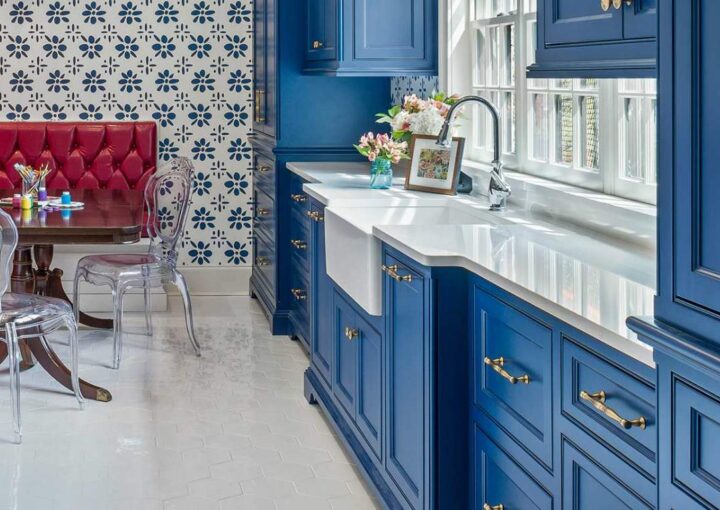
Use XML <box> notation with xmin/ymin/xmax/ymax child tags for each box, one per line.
<box><xmin>333</xmin><ymin>289</ymin><xmax>358</xmax><ymax>418</ymax></box>
<box><xmin>356</xmin><ymin>313</ymin><xmax>383</xmax><ymax>459</ymax></box>
<box><xmin>474</xmin><ymin>425</ymin><xmax>553</xmax><ymax>510</ymax></box>
<box><xmin>561</xmin><ymin>439</ymin><xmax>653</xmax><ymax>510</ymax></box>
<box><xmin>310</xmin><ymin>200</ymin><xmax>332</xmax><ymax>387</ymax></box>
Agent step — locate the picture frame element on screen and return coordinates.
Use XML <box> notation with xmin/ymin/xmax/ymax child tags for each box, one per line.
<box><xmin>404</xmin><ymin>134</ymin><xmax>465</xmax><ymax>195</ymax></box>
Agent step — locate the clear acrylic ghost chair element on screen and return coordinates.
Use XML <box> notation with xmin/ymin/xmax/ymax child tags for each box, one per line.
<box><xmin>0</xmin><ymin>208</ymin><xmax>84</xmax><ymax>443</ymax></box>
<box><xmin>73</xmin><ymin>157</ymin><xmax>201</xmax><ymax>369</ymax></box>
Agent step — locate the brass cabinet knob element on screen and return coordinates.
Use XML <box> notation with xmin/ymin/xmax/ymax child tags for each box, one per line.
<box><xmin>291</xmin><ymin>193</ymin><xmax>307</xmax><ymax>203</ymax></box>
<box><xmin>483</xmin><ymin>504</ymin><xmax>504</xmax><ymax>510</ymax></box>
<box><xmin>579</xmin><ymin>390</ymin><xmax>647</xmax><ymax>430</ymax></box>
<box><xmin>307</xmin><ymin>210</ymin><xmax>324</xmax><ymax>222</ymax></box>
<box><xmin>258</xmin><ymin>165</ymin><xmax>271</xmax><ymax>174</ymax></box>
<box><xmin>312</xmin><ymin>40</ymin><xmax>324</xmax><ymax>49</ymax></box>
<box><xmin>257</xmin><ymin>208</ymin><xmax>271</xmax><ymax>216</ymax></box>
<box><xmin>484</xmin><ymin>357</ymin><xmax>530</xmax><ymax>385</ymax></box>
<box><xmin>344</xmin><ymin>327</ymin><xmax>359</xmax><ymax>340</ymax></box>
<box><xmin>381</xmin><ymin>264</ymin><xmax>413</xmax><ymax>283</ymax></box>
<box><xmin>601</xmin><ymin>0</ymin><xmax>611</xmax><ymax>10</ymax></box>
<box><xmin>291</xmin><ymin>239</ymin><xmax>307</xmax><ymax>250</ymax></box>
<box><xmin>256</xmin><ymin>256</ymin><xmax>270</xmax><ymax>266</ymax></box>
<box><xmin>291</xmin><ymin>288</ymin><xmax>307</xmax><ymax>301</ymax></box>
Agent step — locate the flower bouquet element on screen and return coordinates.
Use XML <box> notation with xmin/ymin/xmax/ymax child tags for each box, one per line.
<box><xmin>354</xmin><ymin>132</ymin><xmax>409</xmax><ymax>189</ymax></box>
<box><xmin>376</xmin><ymin>91</ymin><xmax>461</xmax><ymax>143</ymax></box>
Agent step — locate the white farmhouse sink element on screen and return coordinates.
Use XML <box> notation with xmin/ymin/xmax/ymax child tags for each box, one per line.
<box><xmin>325</xmin><ymin>205</ymin><xmax>495</xmax><ymax>315</ymax></box>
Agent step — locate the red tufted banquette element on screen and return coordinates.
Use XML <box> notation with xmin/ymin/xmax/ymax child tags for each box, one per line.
<box><xmin>0</xmin><ymin>122</ymin><xmax>157</xmax><ymax>191</ymax></box>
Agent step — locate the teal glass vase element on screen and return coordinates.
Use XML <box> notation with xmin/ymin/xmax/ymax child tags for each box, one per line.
<box><xmin>369</xmin><ymin>158</ymin><xmax>393</xmax><ymax>189</ymax></box>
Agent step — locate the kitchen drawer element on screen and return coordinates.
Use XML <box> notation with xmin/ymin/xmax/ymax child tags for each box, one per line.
<box><xmin>473</xmin><ymin>425</ymin><xmax>553</xmax><ymax>510</ymax></box>
<box><xmin>253</xmin><ymin>188</ymin><xmax>275</xmax><ymax>245</ymax></box>
<box><xmin>289</xmin><ymin>261</ymin><xmax>310</xmax><ymax>321</ymax></box>
<box><xmin>561</xmin><ymin>438</ymin><xmax>654</xmax><ymax>510</ymax></box>
<box><xmin>472</xmin><ymin>285</ymin><xmax>554</xmax><ymax>469</ymax></box>
<box><xmin>253</xmin><ymin>236</ymin><xmax>275</xmax><ymax>297</ymax></box>
<box><xmin>672</xmin><ymin>376</ymin><xmax>720</xmax><ymax>507</ymax></box>
<box><xmin>289</xmin><ymin>173</ymin><xmax>310</xmax><ymax>214</ymax></box>
<box><xmin>290</xmin><ymin>208</ymin><xmax>310</xmax><ymax>272</ymax></box>
<box><xmin>561</xmin><ymin>336</ymin><xmax>657</xmax><ymax>478</ymax></box>
<box><xmin>254</xmin><ymin>153</ymin><xmax>275</xmax><ymax>196</ymax></box>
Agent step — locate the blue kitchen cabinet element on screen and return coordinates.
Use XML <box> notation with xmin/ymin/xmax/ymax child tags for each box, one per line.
<box><xmin>303</xmin><ymin>0</ymin><xmax>437</xmax><ymax>76</ymax></box>
<box><xmin>528</xmin><ymin>0</ymin><xmax>656</xmax><ymax>78</ymax></box>
<box><xmin>309</xmin><ymin>199</ymin><xmax>333</xmax><ymax>386</ymax></box>
<box><xmin>333</xmin><ymin>290</ymin><xmax>358</xmax><ymax>417</ymax></box>
<box><xmin>253</xmin><ymin>0</ymin><xmax>276</xmax><ymax>138</ymax></box>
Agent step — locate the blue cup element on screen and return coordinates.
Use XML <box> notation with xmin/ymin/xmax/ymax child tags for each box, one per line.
<box><xmin>61</xmin><ymin>191</ymin><xmax>71</xmax><ymax>205</ymax></box>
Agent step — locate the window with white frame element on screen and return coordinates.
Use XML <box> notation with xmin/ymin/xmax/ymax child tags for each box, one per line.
<box><xmin>451</xmin><ymin>0</ymin><xmax>657</xmax><ymax>204</ymax></box>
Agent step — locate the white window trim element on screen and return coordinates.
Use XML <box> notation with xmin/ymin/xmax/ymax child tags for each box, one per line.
<box><xmin>441</xmin><ymin>0</ymin><xmax>657</xmax><ymax>205</ymax></box>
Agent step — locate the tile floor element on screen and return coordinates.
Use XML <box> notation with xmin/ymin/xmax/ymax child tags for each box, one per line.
<box><xmin>0</xmin><ymin>296</ymin><xmax>381</xmax><ymax>510</ymax></box>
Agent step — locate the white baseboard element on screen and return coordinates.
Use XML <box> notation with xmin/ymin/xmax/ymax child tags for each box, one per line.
<box><xmin>52</xmin><ymin>243</ymin><xmax>251</xmax><ymax>313</ymax></box>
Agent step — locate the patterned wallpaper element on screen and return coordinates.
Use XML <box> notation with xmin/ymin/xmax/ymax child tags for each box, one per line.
<box><xmin>0</xmin><ymin>0</ymin><xmax>253</xmax><ymax>267</ymax></box>
<box><xmin>391</xmin><ymin>76</ymin><xmax>440</xmax><ymax>105</ymax></box>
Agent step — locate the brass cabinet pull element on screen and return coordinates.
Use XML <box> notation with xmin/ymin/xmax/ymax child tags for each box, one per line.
<box><xmin>291</xmin><ymin>193</ymin><xmax>307</xmax><ymax>203</ymax></box>
<box><xmin>291</xmin><ymin>239</ymin><xmax>307</xmax><ymax>250</ymax></box>
<box><xmin>257</xmin><ymin>208</ymin><xmax>271</xmax><ymax>216</ymax></box>
<box><xmin>307</xmin><ymin>210</ymin><xmax>324</xmax><ymax>222</ymax></box>
<box><xmin>580</xmin><ymin>390</ymin><xmax>646</xmax><ymax>430</ymax></box>
<box><xmin>258</xmin><ymin>165</ymin><xmax>271</xmax><ymax>174</ymax></box>
<box><xmin>291</xmin><ymin>288</ymin><xmax>307</xmax><ymax>301</ymax></box>
<box><xmin>381</xmin><ymin>264</ymin><xmax>413</xmax><ymax>283</ymax></box>
<box><xmin>601</xmin><ymin>0</ymin><xmax>611</xmax><ymax>10</ymax></box>
<box><xmin>483</xmin><ymin>505</ymin><xmax>504</xmax><ymax>510</ymax></box>
<box><xmin>484</xmin><ymin>357</ymin><xmax>530</xmax><ymax>385</ymax></box>
<box><xmin>312</xmin><ymin>40</ymin><xmax>324</xmax><ymax>49</ymax></box>
<box><xmin>256</xmin><ymin>256</ymin><xmax>270</xmax><ymax>266</ymax></box>
<box><xmin>255</xmin><ymin>89</ymin><xmax>266</xmax><ymax>123</ymax></box>
<box><xmin>344</xmin><ymin>327</ymin><xmax>358</xmax><ymax>340</ymax></box>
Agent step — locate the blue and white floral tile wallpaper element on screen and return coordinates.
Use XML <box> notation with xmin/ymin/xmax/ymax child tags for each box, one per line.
<box><xmin>0</xmin><ymin>0</ymin><xmax>253</xmax><ymax>267</ymax></box>
<box><xmin>391</xmin><ymin>76</ymin><xmax>440</xmax><ymax>105</ymax></box>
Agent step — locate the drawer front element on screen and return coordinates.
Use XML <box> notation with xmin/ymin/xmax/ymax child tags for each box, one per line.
<box><xmin>474</xmin><ymin>425</ymin><xmax>553</xmax><ymax>510</ymax></box>
<box><xmin>672</xmin><ymin>376</ymin><xmax>720</xmax><ymax>507</ymax></box>
<box><xmin>289</xmin><ymin>174</ymin><xmax>310</xmax><ymax>215</ymax></box>
<box><xmin>290</xmin><ymin>208</ymin><xmax>310</xmax><ymax>272</ymax></box>
<box><xmin>333</xmin><ymin>290</ymin><xmax>357</xmax><ymax>419</ymax></box>
<box><xmin>253</xmin><ymin>236</ymin><xmax>275</xmax><ymax>296</ymax></box>
<box><xmin>561</xmin><ymin>439</ymin><xmax>653</xmax><ymax>510</ymax></box>
<box><xmin>253</xmin><ymin>188</ymin><xmax>275</xmax><ymax>245</ymax></box>
<box><xmin>562</xmin><ymin>336</ymin><xmax>657</xmax><ymax>477</ymax></box>
<box><xmin>254</xmin><ymin>153</ymin><xmax>275</xmax><ymax>196</ymax></box>
<box><xmin>290</xmin><ymin>262</ymin><xmax>310</xmax><ymax>321</ymax></box>
<box><xmin>473</xmin><ymin>285</ymin><xmax>554</xmax><ymax>468</ymax></box>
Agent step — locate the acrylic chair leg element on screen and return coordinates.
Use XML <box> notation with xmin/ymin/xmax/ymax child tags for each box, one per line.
<box><xmin>143</xmin><ymin>283</ymin><xmax>153</xmax><ymax>337</ymax></box>
<box><xmin>174</xmin><ymin>271</ymin><xmax>201</xmax><ymax>356</ymax></box>
<box><xmin>64</xmin><ymin>316</ymin><xmax>85</xmax><ymax>409</ymax></box>
<box><xmin>72</xmin><ymin>270</ymin><xmax>82</xmax><ymax>324</ymax></box>
<box><xmin>6</xmin><ymin>323</ymin><xmax>21</xmax><ymax>444</ymax></box>
<box><xmin>111</xmin><ymin>287</ymin><xmax>125</xmax><ymax>370</ymax></box>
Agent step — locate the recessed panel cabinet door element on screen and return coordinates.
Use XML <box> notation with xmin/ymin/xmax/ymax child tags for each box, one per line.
<box><xmin>623</xmin><ymin>0</ymin><xmax>657</xmax><ymax>40</ymax></box>
<box><xmin>306</xmin><ymin>0</ymin><xmax>336</xmax><ymax>61</ymax></box>
<box><xmin>673</xmin><ymin>0</ymin><xmax>720</xmax><ymax>318</ymax></box>
<box><xmin>333</xmin><ymin>292</ymin><xmax>357</xmax><ymax>418</ymax></box>
<box><xmin>543</xmin><ymin>0</ymin><xmax>623</xmax><ymax>45</ymax></box>
<box><xmin>353</xmin><ymin>0</ymin><xmax>427</xmax><ymax>61</ymax></box>
<box><xmin>356</xmin><ymin>318</ymin><xmax>382</xmax><ymax>459</ymax></box>
<box><xmin>311</xmin><ymin>203</ymin><xmax>333</xmax><ymax>387</ymax></box>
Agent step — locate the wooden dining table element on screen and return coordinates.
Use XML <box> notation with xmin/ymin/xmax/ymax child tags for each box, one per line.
<box><xmin>0</xmin><ymin>189</ymin><xmax>145</xmax><ymax>402</ymax></box>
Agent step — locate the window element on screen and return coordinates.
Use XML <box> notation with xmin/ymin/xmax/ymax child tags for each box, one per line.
<box><xmin>450</xmin><ymin>0</ymin><xmax>657</xmax><ymax>204</ymax></box>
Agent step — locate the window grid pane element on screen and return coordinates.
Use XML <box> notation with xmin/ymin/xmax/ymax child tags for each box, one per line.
<box><xmin>554</xmin><ymin>94</ymin><xmax>574</xmax><ymax>166</ymax></box>
<box><xmin>579</xmin><ymin>95</ymin><xmax>600</xmax><ymax>171</ymax></box>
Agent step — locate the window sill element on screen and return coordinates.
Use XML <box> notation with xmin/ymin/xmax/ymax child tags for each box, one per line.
<box><xmin>461</xmin><ymin>159</ymin><xmax>656</xmax><ymax>251</ymax></box>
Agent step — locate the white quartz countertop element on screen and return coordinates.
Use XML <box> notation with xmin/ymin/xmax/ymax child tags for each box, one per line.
<box><xmin>287</xmin><ymin>161</ymin><xmax>656</xmax><ymax>366</ymax></box>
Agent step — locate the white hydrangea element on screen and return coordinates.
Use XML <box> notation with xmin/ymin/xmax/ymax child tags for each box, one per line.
<box><xmin>407</xmin><ymin>107</ymin><xmax>446</xmax><ymax>136</ymax></box>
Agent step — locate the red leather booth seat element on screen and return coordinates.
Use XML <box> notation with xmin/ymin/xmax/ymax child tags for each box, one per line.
<box><xmin>0</xmin><ymin>122</ymin><xmax>157</xmax><ymax>191</ymax></box>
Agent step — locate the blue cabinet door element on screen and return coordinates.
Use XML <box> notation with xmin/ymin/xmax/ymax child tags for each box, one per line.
<box><xmin>544</xmin><ymin>0</ymin><xmax>622</xmax><ymax>45</ymax></box>
<box><xmin>384</xmin><ymin>256</ymin><xmax>427</xmax><ymax>509</ymax></box>
<box><xmin>352</xmin><ymin>0</ymin><xmax>428</xmax><ymax>61</ymax></box>
<box><xmin>356</xmin><ymin>315</ymin><xmax>382</xmax><ymax>460</ymax></box>
<box><xmin>623</xmin><ymin>0</ymin><xmax>657</xmax><ymax>39</ymax></box>
<box><xmin>306</xmin><ymin>0</ymin><xmax>337</xmax><ymax>61</ymax></box>
<box><xmin>333</xmin><ymin>290</ymin><xmax>357</xmax><ymax>418</ymax></box>
<box><xmin>252</xmin><ymin>0</ymin><xmax>276</xmax><ymax>137</ymax></box>
<box><xmin>311</xmin><ymin>202</ymin><xmax>333</xmax><ymax>387</ymax></box>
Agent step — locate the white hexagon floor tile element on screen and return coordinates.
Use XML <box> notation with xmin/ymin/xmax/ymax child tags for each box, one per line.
<box><xmin>0</xmin><ymin>297</ymin><xmax>381</xmax><ymax>509</ymax></box>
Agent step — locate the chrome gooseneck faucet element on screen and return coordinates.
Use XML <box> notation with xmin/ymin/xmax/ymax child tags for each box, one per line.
<box><xmin>436</xmin><ymin>95</ymin><xmax>511</xmax><ymax>211</ymax></box>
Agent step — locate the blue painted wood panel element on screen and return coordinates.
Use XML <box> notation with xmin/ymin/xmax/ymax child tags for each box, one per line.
<box><xmin>623</xmin><ymin>0</ymin><xmax>657</xmax><ymax>39</ymax></box>
<box><xmin>472</xmin><ymin>283</ymin><xmax>554</xmax><ymax>470</ymax></box>
<box><xmin>306</xmin><ymin>0</ymin><xmax>337</xmax><ymax>61</ymax></box>
<box><xmin>384</xmin><ymin>254</ymin><xmax>428</xmax><ymax>509</ymax></box>
<box><xmin>310</xmin><ymin>200</ymin><xmax>333</xmax><ymax>387</ymax></box>
<box><xmin>561</xmin><ymin>439</ymin><xmax>653</xmax><ymax>510</ymax></box>
<box><xmin>356</xmin><ymin>313</ymin><xmax>383</xmax><ymax>460</ymax></box>
<box><xmin>544</xmin><ymin>0</ymin><xmax>622</xmax><ymax>45</ymax></box>
<box><xmin>353</xmin><ymin>0</ymin><xmax>425</xmax><ymax>60</ymax></box>
<box><xmin>333</xmin><ymin>289</ymin><xmax>357</xmax><ymax>418</ymax></box>
<box><xmin>473</xmin><ymin>425</ymin><xmax>553</xmax><ymax>510</ymax></box>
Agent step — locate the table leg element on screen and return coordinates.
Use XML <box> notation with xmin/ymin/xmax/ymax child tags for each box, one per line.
<box><xmin>34</xmin><ymin>244</ymin><xmax>113</xmax><ymax>329</ymax></box>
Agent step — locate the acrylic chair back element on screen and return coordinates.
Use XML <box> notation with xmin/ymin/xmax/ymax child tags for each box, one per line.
<box><xmin>0</xmin><ymin>208</ymin><xmax>18</xmax><ymax>303</ymax></box>
<box><xmin>144</xmin><ymin>158</ymin><xmax>194</xmax><ymax>267</ymax></box>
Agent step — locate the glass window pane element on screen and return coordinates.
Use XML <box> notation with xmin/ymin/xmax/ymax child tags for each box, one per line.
<box><xmin>474</xmin><ymin>29</ymin><xmax>486</xmax><ymax>87</ymax></box>
<box><xmin>577</xmin><ymin>79</ymin><xmax>599</xmax><ymax>91</ymax></box>
<box><xmin>487</xmin><ymin>26</ymin><xmax>499</xmax><ymax>86</ymax></box>
<box><xmin>621</xmin><ymin>97</ymin><xmax>642</xmax><ymax>180</ymax></box>
<box><xmin>618</xmin><ymin>79</ymin><xmax>644</xmax><ymax>94</ymax></box>
<box><xmin>503</xmin><ymin>91</ymin><xmax>516</xmax><ymax>154</ymax></box>
<box><xmin>646</xmin><ymin>98</ymin><xmax>657</xmax><ymax>185</ymax></box>
<box><xmin>529</xmin><ymin>93</ymin><xmax>548</xmax><ymax>161</ymax></box>
<box><xmin>551</xmin><ymin>79</ymin><xmax>572</xmax><ymax>90</ymax></box>
<box><xmin>502</xmin><ymin>24</ymin><xmax>515</xmax><ymax>87</ymax></box>
<box><xmin>525</xmin><ymin>0</ymin><xmax>537</xmax><ymax>13</ymax></box>
<box><xmin>554</xmin><ymin>95</ymin><xmax>574</xmax><ymax>165</ymax></box>
<box><xmin>580</xmin><ymin>96</ymin><xmax>600</xmax><ymax>170</ymax></box>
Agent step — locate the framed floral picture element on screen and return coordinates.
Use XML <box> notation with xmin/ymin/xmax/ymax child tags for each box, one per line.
<box><xmin>404</xmin><ymin>134</ymin><xmax>465</xmax><ymax>194</ymax></box>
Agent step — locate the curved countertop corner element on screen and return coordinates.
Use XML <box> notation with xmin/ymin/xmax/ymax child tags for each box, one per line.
<box><xmin>287</xmin><ymin>161</ymin><xmax>656</xmax><ymax>367</ymax></box>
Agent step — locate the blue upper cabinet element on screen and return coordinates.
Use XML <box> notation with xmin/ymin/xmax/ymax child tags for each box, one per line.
<box><xmin>253</xmin><ymin>0</ymin><xmax>276</xmax><ymax>138</ymax></box>
<box><xmin>654</xmin><ymin>0</ymin><xmax>720</xmax><ymax>343</ymax></box>
<box><xmin>528</xmin><ymin>0</ymin><xmax>657</xmax><ymax>78</ymax></box>
<box><xmin>303</xmin><ymin>0</ymin><xmax>438</xmax><ymax>76</ymax></box>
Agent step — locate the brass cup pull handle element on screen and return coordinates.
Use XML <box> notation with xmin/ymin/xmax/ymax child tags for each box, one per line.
<box><xmin>381</xmin><ymin>264</ymin><xmax>413</xmax><ymax>283</ymax></box>
<box><xmin>579</xmin><ymin>390</ymin><xmax>646</xmax><ymax>430</ymax></box>
<box><xmin>307</xmin><ymin>210</ymin><xmax>324</xmax><ymax>222</ymax></box>
<box><xmin>601</xmin><ymin>0</ymin><xmax>611</xmax><ymax>10</ymax></box>
<box><xmin>291</xmin><ymin>194</ymin><xmax>307</xmax><ymax>203</ymax></box>
<box><xmin>256</xmin><ymin>256</ymin><xmax>270</xmax><ymax>266</ymax></box>
<box><xmin>291</xmin><ymin>239</ymin><xmax>307</xmax><ymax>250</ymax></box>
<box><xmin>483</xmin><ymin>505</ymin><xmax>504</xmax><ymax>510</ymax></box>
<box><xmin>291</xmin><ymin>288</ymin><xmax>307</xmax><ymax>301</ymax></box>
<box><xmin>344</xmin><ymin>327</ymin><xmax>359</xmax><ymax>340</ymax></box>
<box><xmin>484</xmin><ymin>357</ymin><xmax>530</xmax><ymax>385</ymax></box>
<box><xmin>257</xmin><ymin>208</ymin><xmax>271</xmax><ymax>216</ymax></box>
<box><xmin>255</xmin><ymin>90</ymin><xmax>266</xmax><ymax>123</ymax></box>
